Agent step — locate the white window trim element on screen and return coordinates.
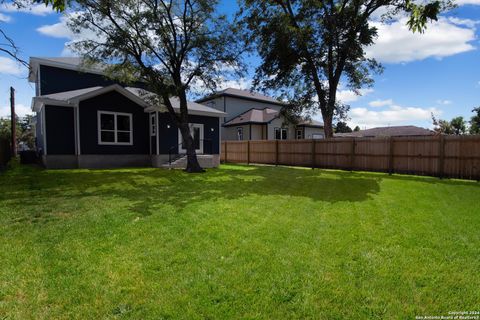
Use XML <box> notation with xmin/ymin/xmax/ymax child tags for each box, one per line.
<box><xmin>178</xmin><ymin>123</ymin><xmax>204</xmax><ymax>154</ymax></box>
<box><xmin>274</xmin><ymin>127</ymin><xmax>288</xmax><ymax>140</ymax></box>
<box><xmin>97</xmin><ymin>110</ymin><xmax>133</xmax><ymax>146</ymax></box>
<box><xmin>237</xmin><ymin>127</ymin><xmax>243</xmax><ymax>141</ymax></box>
<box><xmin>296</xmin><ymin>128</ymin><xmax>303</xmax><ymax>140</ymax></box>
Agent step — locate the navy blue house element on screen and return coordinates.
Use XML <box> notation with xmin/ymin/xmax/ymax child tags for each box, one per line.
<box><xmin>29</xmin><ymin>57</ymin><xmax>225</xmax><ymax>169</ymax></box>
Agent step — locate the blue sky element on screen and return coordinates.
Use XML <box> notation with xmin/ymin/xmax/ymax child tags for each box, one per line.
<box><xmin>0</xmin><ymin>1</ymin><xmax>479</xmax><ymax>129</ymax></box>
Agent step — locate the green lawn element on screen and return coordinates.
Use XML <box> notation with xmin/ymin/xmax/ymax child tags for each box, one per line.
<box><xmin>0</xmin><ymin>164</ymin><xmax>479</xmax><ymax>319</ymax></box>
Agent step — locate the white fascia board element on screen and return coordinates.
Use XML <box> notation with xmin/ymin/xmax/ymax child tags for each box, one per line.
<box><xmin>32</xmin><ymin>97</ymin><xmax>73</xmax><ymax>112</ymax></box>
<box><xmin>69</xmin><ymin>84</ymin><xmax>148</xmax><ymax>107</ymax></box>
<box><xmin>147</xmin><ymin>105</ymin><xmax>227</xmax><ymax>118</ymax></box>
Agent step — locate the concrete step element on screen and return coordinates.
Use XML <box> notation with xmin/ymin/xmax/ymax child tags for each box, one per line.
<box><xmin>162</xmin><ymin>155</ymin><xmax>215</xmax><ymax>169</ymax></box>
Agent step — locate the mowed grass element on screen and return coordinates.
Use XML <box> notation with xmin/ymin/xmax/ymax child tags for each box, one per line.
<box><xmin>0</xmin><ymin>164</ymin><xmax>479</xmax><ymax>319</ymax></box>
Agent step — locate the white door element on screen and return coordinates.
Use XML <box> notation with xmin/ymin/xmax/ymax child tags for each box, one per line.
<box><xmin>178</xmin><ymin>123</ymin><xmax>204</xmax><ymax>154</ymax></box>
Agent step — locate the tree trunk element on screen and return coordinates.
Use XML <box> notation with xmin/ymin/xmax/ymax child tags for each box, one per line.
<box><xmin>322</xmin><ymin>112</ymin><xmax>334</xmax><ymax>138</ymax></box>
<box><xmin>178</xmin><ymin>122</ymin><xmax>204</xmax><ymax>173</ymax></box>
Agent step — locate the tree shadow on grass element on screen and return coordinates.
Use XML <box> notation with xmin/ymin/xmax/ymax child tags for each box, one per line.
<box><xmin>0</xmin><ymin>165</ymin><xmax>384</xmax><ymax>221</ymax></box>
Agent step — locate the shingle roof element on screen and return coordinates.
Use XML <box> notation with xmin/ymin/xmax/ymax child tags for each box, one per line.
<box><xmin>297</xmin><ymin>119</ymin><xmax>324</xmax><ymax>128</ymax></box>
<box><xmin>39</xmin><ymin>86</ymin><xmax>103</xmax><ymax>101</ymax></box>
<box><xmin>33</xmin><ymin>85</ymin><xmax>226</xmax><ymax>117</ymax></box>
<box><xmin>36</xmin><ymin>57</ymin><xmax>84</xmax><ymax>66</ymax></box>
<box><xmin>197</xmin><ymin>88</ymin><xmax>286</xmax><ymax>106</ymax></box>
<box><xmin>335</xmin><ymin>126</ymin><xmax>435</xmax><ymax>137</ymax></box>
<box><xmin>223</xmin><ymin>108</ymin><xmax>280</xmax><ymax>126</ymax></box>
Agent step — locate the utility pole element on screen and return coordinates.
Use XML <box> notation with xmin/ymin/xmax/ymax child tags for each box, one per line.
<box><xmin>10</xmin><ymin>87</ymin><xmax>16</xmax><ymax>157</ymax></box>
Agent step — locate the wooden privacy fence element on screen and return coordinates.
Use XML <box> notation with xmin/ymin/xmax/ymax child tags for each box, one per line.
<box><xmin>221</xmin><ymin>136</ymin><xmax>480</xmax><ymax>180</ymax></box>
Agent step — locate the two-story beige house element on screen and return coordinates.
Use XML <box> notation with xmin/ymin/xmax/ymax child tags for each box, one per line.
<box><xmin>196</xmin><ymin>88</ymin><xmax>325</xmax><ymax>141</ymax></box>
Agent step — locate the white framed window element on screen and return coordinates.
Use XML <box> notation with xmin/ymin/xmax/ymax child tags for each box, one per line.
<box><xmin>178</xmin><ymin>123</ymin><xmax>204</xmax><ymax>154</ymax></box>
<box><xmin>150</xmin><ymin>113</ymin><xmax>156</xmax><ymax>136</ymax></box>
<box><xmin>274</xmin><ymin>127</ymin><xmax>288</xmax><ymax>140</ymax></box>
<box><xmin>98</xmin><ymin>111</ymin><xmax>133</xmax><ymax>145</ymax></box>
<box><xmin>296</xmin><ymin>129</ymin><xmax>303</xmax><ymax>140</ymax></box>
<box><xmin>237</xmin><ymin>127</ymin><xmax>243</xmax><ymax>141</ymax></box>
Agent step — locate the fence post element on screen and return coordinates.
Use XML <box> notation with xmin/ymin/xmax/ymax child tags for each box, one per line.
<box><xmin>311</xmin><ymin>139</ymin><xmax>315</xmax><ymax>169</ymax></box>
<box><xmin>388</xmin><ymin>137</ymin><xmax>394</xmax><ymax>175</ymax></box>
<box><xmin>438</xmin><ymin>135</ymin><xmax>445</xmax><ymax>179</ymax></box>
<box><xmin>224</xmin><ymin>141</ymin><xmax>228</xmax><ymax>164</ymax></box>
<box><xmin>275</xmin><ymin>140</ymin><xmax>279</xmax><ymax>166</ymax></box>
<box><xmin>247</xmin><ymin>140</ymin><xmax>250</xmax><ymax>165</ymax></box>
<box><xmin>350</xmin><ymin>138</ymin><xmax>355</xmax><ymax>171</ymax></box>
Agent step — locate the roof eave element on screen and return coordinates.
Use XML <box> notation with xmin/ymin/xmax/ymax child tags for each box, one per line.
<box><xmin>29</xmin><ymin>57</ymin><xmax>106</xmax><ymax>83</ymax></box>
<box><xmin>196</xmin><ymin>92</ymin><xmax>287</xmax><ymax>106</ymax></box>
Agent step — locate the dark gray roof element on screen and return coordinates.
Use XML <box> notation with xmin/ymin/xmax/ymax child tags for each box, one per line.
<box><xmin>335</xmin><ymin>125</ymin><xmax>435</xmax><ymax>137</ymax></box>
<box><xmin>39</xmin><ymin>86</ymin><xmax>103</xmax><ymax>100</ymax></box>
<box><xmin>35</xmin><ymin>57</ymin><xmax>83</xmax><ymax>65</ymax></box>
<box><xmin>32</xmin><ymin>85</ymin><xmax>226</xmax><ymax>117</ymax></box>
<box><xmin>297</xmin><ymin>119</ymin><xmax>324</xmax><ymax>128</ymax></box>
<box><xmin>197</xmin><ymin>88</ymin><xmax>286</xmax><ymax>106</ymax></box>
<box><xmin>223</xmin><ymin>108</ymin><xmax>280</xmax><ymax>126</ymax></box>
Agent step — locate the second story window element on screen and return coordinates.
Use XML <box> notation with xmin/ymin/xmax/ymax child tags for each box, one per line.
<box><xmin>237</xmin><ymin>127</ymin><xmax>243</xmax><ymax>140</ymax></box>
<box><xmin>98</xmin><ymin>111</ymin><xmax>133</xmax><ymax>145</ymax></box>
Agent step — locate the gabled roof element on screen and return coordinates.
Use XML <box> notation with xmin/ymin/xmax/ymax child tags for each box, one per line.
<box><xmin>32</xmin><ymin>85</ymin><xmax>147</xmax><ymax>111</ymax></box>
<box><xmin>126</xmin><ymin>87</ymin><xmax>226</xmax><ymax>117</ymax></box>
<box><xmin>196</xmin><ymin>88</ymin><xmax>286</xmax><ymax>106</ymax></box>
<box><xmin>32</xmin><ymin>85</ymin><xmax>226</xmax><ymax>117</ymax></box>
<box><xmin>335</xmin><ymin>125</ymin><xmax>435</xmax><ymax>137</ymax></box>
<box><xmin>29</xmin><ymin>57</ymin><xmax>106</xmax><ymax>82</ymax></box>
<box><xmin>223</xmin><ymin>108</ymin><xmax>280</xmax><ymax>127</ymax></box>
<box><xmin>297</xmin><ymin>119</ymin><xmax>324</xmax><ymax>128</ymax></box>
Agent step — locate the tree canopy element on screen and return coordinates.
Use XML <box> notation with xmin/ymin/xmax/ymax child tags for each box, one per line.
<box><xmin>240</xmin><ymin>0</ymin><xmax>446</xmax><ymax>138</ymax></box>
<box><xmin>335</xmin><ymin>121</ymin><xmax>353</xmax><ymax>133</ymax></box>
<box><xmin>470</xmin><ymin>107</ymin><xmax>480</xmax><ymax>135</ymax></box>
<box><xmin>69</xmin><ymin>0</ymin><xmax>242</xmax><ymax>172</ymax></box>
<box><xmin>0</xmin><ymin>0</ymin><xmax>67</xmax><ymax>65</ymax></box>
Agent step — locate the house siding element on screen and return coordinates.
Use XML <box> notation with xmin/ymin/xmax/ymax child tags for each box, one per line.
<box><xmin>39</xmin><ymin>65</ymin><xmax>145</xmax><ymax>95</ymax></box>
<box><xmin>303</xmin><ymin>127</ymin><xmax>325</xmax><ymax>139</ymax></box>
<box><xmin>35</xmin><ymin>109</ymin><xmax>45</xmax><ymax>154</ymax></box>
<box><xmin>157</xmin><ymin>113</ymin><xmax>220</xmax><ymax>155</ymax></box>
<box><xmin>222</xmin><ymin>96</ymin><xmax>282</xmax><ymax>122</ymax></box>
<box><xmin>268</xmin><ymin>117</ymin><xmax>296</xmax><ymax>140</ymax></box>
<box><xmin>79</xmin><ymin>91</ymin><xmax>150</xmax><ymax>155</ymax></box>
<box><xmin>45</xmin><ymin>105</ymin><xmax>76</xmax><ymax>155</ymax></box>
<box><xmin>199</xmin><ymin>95</ymin><xmax>283</xmax><ymax>123</ymax></box>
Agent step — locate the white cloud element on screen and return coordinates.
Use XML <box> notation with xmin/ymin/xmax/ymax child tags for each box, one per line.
<box><xmin>337</xmin><ymin>88</ymin><xmax>374</xmax><ymax>103</ymax></box>
<box><xmin>448</xmin><ymin>17</ymin><xmax>480</xmax><ymax>28</ymax></box>
<box><xmin>369</xmin><ymin>99</ymin><xmax>393</xmax><ymax>107</ymax></box>
<box><xmin>0</xmin><ymin>3</ymin><xmax>54</xmax><ymax>16</ymax></box>
<box><xmin>366</xmin><ymin>17</ymin><xmax>476</xmax><ymax>63</ymax></box>
<box><xmin>0</xmin><ymin>57</ymin><xmax>24</xmax><ymax>76</ymax></box>
<box><xmin>37</xmin><ymin>13</ymin><xmax>103</xmax><ymax>57</ymax></box>
<box><xmin>37</xmin><ymin>17</ymin><xmax>74</xmax><ymax>39</ymax></box>
<box><xmin>0</xmin><ymin>103</ymin><xmax>32</xmax><ymax>118</ymax></box>
<box><xmin>216</xmin><ymin>78</ymin><xmax>252</xmax><ymax>91</ymax></box>
<box><xmin>436</xmin><ymin>99</ymin><xmax>452</xmax><ymax>105</ymax></box>
<box><xmin>349</xmin><ymin>104</ymin><xmax>439</xmax><ymax>128</ymax></box>
<box><xmin>455</xmin><ymin>0</ymin><xmax>480</xmax><ymax>5</ymax></box>
<box><xmin>0</xmin><ymin>12</ymin><xmax>11</xmax><ymax>22</ymax></box>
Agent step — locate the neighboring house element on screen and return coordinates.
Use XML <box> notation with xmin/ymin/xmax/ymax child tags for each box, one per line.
<box><xmin>335</xmin><ymin>125</ymin><xmax>435</xmax><ymax>138</ymax></box>
<box><xmin>29</xmin><ymin>57</ymin><xmax>225</xmax><ymax>169</ymax></box>
<box><xmin>196</xmin><ymin>88</ymin><xmax>325</xmax><ymax>141</ymax></box>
